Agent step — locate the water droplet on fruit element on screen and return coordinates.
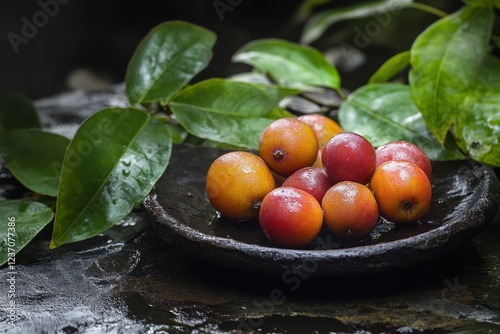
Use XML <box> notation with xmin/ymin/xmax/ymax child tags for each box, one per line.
<box><xmin>122</xmin><ymin>170</ymin><xmax>130</xmax><ymax>177</ymax></box>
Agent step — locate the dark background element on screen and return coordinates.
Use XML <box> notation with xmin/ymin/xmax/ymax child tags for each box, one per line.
<box><xmin>1</xmin><ymin>0</ymin><xmax>463</xmax><ymax>101</ymax></box>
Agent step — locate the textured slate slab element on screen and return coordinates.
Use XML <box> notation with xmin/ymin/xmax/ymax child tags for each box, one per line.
<box><xmin>1</xmin><ymin>87</ymin><xmax>500</xmax><ymax>333</ymax></box>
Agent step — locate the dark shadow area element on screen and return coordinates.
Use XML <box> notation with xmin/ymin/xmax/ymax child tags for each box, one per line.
<box><xmin>1</xmin><ymin>0</ymin><xmax>465</xmax><ymax>100</ymax></box>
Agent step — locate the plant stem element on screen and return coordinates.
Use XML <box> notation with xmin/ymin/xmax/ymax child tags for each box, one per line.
<box><xmin>335</xmin><ymin>88</ymin><xmax>347</xmax><ymax>101</ymax></box>
<box><xmin>409</xmin><ymin>3</ymin><xmax>447</xmax><ymax>18</ymax></box>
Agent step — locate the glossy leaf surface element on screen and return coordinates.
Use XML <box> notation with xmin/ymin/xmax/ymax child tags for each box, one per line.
<box><xmin>301</xmin><ymin>0</ymin><xmax>413</xmax><ymax>44</ymax></box>
<box><xmin>0</xmin><ymin>129</ymin><xmax>69</xmax><ymax>197</ymax></box>
<box><xmin>455</xmin><ymin>56</ymin><xmax>500</xmax><ymax>166</ymax></box>
<box><xmin>170</xmin><ymin>79</ymin><xmax>287</xmax><ymax>149</ymax></box>
<box><xmin>338</xmin><ymin>83</ymin><xmax>464</xmax><ymax>160</ymax></box>
<box><xmin>232</xmin><ymin>39</ymin><xmax>340</xmax><ymax>90</ymax></box>
<box><xmin>368</xmin><ymin>50</ymin><xmax>411</xmax><ymax>84</ymax></box>
<box><xmin>409</xmin><ymin>6</ymin><xmax>494</xmax><ymax>143</ymax></box>
<box><xmin>126</xmin><ymin>21</ymin><xmax>216</xmax><ymax>105</ymax></box>
<box><xmin>0</xmin><ymin>200</ymin><xmax>54</xmax><ymax>266</ymax></box>
<box><xmin>51</xmin><ymin>108</ymin><xmax>172</xmax><ymax>248</ymax></box>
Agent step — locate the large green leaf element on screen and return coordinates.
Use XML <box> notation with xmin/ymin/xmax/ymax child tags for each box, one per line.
<box><xmin>0</xmin><ymin>93</ymin><xmax>41</xmax><ymax>130</ymax></box>
<box><xmin>0</xmin><ymin>129</ymin><xmax>70</xmax><ymax>197</ymax></box>
<box><xmin>125</xmin><ymin>21</ymin><xmax>216</xmax><ymax>105</ymax></box>
<box><xmin>170</xmin><ymin>79</ymin><xmax>286</xmax><ymax>149</ymax></box>
<box><xmin>0</xmin><ymin>200</ymin><xmax>54</xmax><ymax>266</ymax></box>
<box><xmin>232</xmin><ymin>39</ymin><xmax>340</xmax><ymax>90</ymax></box>
<box><xmin>51</xmin><ymin>108</ymin><xmax>172</xmax><ymax>248</ymax></box>
<box><xmin>368</xmin><ymin>50</ymin><xmax>411</xmax><ymax>84</ymax></box>
<box><xmin>409</xmin><ymin>6</ymin><xmax>494</xmax><ymax>144</ymax></box>
<box><xmin>455</xmin><ymin>56</ymin><xmax>500</xmax><ymax>166</ymax></box>
<box><xmin>338</xmin><ymin>83</ymin><xmax>464</xmax><ymax>161</ymax></box>
<box><xmin>300</xmin><ymin>0</ymin><xmax>413</xmax><ymax>44</ymax></box>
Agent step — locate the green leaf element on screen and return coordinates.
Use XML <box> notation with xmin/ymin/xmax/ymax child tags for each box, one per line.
<box><xmin>409</xmin><ymin>6</ymin><xmax>494</xmax><ymax>144</ymax></box>
<box><xmin>0</xmin><ymin>200</ymin><xmax>53</xmax><ymax>266</ymax></box>
<box><xmin>51</xmin><ymin>108</ymin><xmax>172</xmax><ymax>248</ymax></box>
<box><xmin>170</xmin><ymin>78</ymin><xmax>284</xmax><ymax>149</ymax></box>
<box><xmin>338</xmin><ymin>83</ymin><xmax>464</xmax><ymax>161</ymax></box>
<box><xmin>455</xmin><ymin>56</ymin><xmax>500</xmax><ymax>166</ymax></box>
<box><xmin>463</xmin><ymin>0</ymin><xmax>500</xmax><ymax>8</ymax></box>
<box><xmin>0</xmin><ymin>129</ymin><xmax>70</xmax><ymax>197</ymax></box>
<box><xmin>300</xmin><ymin>0</ymin><xmax>413</xmax><ymax>44</ymax></box>
<box><xmin>125</xmin><ymin>21</ymin><xmax>216</xmax><ymax>105</ymax></box>
<box><xmin>0</xmin><ymin>93</ymin><xmax>41</xmax><ymax>130</ymax></box>
<box><xmin>368</xmin><ymin>50</ymin><xmax>411</xmax><ymax>84</ymax></box>
<box><xmin>232</xmin><ymin>38</ymin><xmax>340</xmax><ymax>90</ymax></box>
<box><xmin>228</xmin><ymin>75</ymin><xmax>302</xmax><ymax>102</ymax></box>
<box><xmin>164</xmin><ymin>123</ymin><xmax>188</xmax><ymax>144</ymax></box>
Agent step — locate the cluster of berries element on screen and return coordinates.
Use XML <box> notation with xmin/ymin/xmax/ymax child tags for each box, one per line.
<box><xmin>206</xmin><ymin>115</ymin><xmax>432</xmax><ymax>248</ymax></box>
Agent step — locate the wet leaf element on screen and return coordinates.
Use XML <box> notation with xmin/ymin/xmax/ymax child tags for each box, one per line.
<box><xmin>232</xmin><ymin>39</ymin><xmax>340</xmax><ymax>90</ymax></box>
<box><xmin>409</xmin><ymin>6</ymin><xmax>494</xmax><ymax>144</ymax></box>
<box><xmin>300</xmin><ymin>0</ymin><xmax>413</xmax><ymax>44</ymax></box>
<box><xmin>368</xmin><ymin>50</ymin><xmax>411</xmax><ymax>84</ymax></box>
<box><xmin>51</xmin><ymin>108</ymin><xmax>172</xmax><ymax>248</ymax></box>
<box><xmin>164</xmin><ymin>123</ymin><xmax>188</xmax><ymax>144</ymax></box>
<box><xmin>170</xmin><ymin>79</ymin><xmax>286</xmax><ymax>149</ymax></box>
<box><xmin>338</xmin><ymin>83</ymin><xmax>464</xmax><ymax>160</ymax></box>
<box><xmin>0</xmin><ymin>129</ymin><xmax>70</xmax><ymax>197</ymax></box>
<box><xmin>125</xmin><ymin>21</ymin><xmax>216</xmax><ymax>105</ymax></box>
<box><xmin>0</xmin><ymin>93</ymin><xmax>41</xmax><ymax>130</ymax></box>
<box><xmin>0</xmin><ymin>200</ymin><xmax>54</xmax><ymax>266</ymax></box>
<box><xmin>455</xmin><ymin>56</ymin><xmax>500</xmax><ymax>166</ymax></box>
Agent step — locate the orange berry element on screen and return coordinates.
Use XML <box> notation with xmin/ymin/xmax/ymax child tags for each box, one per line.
<box><xmin>259</xmin><ymin>187</ymin><xmax>323</xmax><ymax>247</ymax></box>
<box><xmin>322</xmin><ymin>181</ymin><xmax>379</xmax><ymax>240</ymax></box>
<box><xmin>206</xmin><ymin>151</ymin><xmax>275</xmax><ymax>220</ymax></box>
<box><xmin>298</xmin><ymin>114</ymin><xmax>343</xmax><ymax>148</ymax></box>
<box><xmin>369</xmin><ymin>160</ymin><xmax>431</xmax><ymax>224</ymax></box>
<box><xmin>259</xmin><ymin>118</ymin><xmax>318</xmax><ymax>177</ymax></box>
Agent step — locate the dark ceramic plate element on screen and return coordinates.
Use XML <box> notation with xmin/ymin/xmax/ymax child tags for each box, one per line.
<box><xmin>144</xmin><ymin>144</ymin><xmax>500</xmax><ymax>276</ymax></box>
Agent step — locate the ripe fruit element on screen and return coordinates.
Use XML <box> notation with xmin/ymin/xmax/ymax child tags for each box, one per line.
<box><xmin>206</xmin><ymin>151</ymin><xmax>276</xmax><ymax>220</ymax></box>
<box><xmin>369</xmin><ymin>160</ymin><xmax>432</xmax><ymax>224</ymax></box>
<box><xmin>282</xmin><ymin>167</ymin><xmax>333</xmax><ymax>203</ymax></box>
<box><xmin>322</xmin><ymin>181</ymin><xmax>379</xmax><ymax>240</ymax></box>
<box><xmin>259</xmin><ymin>187</ymin><xmax>323</xmax><ymax>248</ymax></box>
<box><xmin>259</xmin><ymin>118</ymin><xmax>318</xmax><ymax>177</ymax></box>
<box><xmin>375</xmin><ymin>141</ymin><xmax>432</xmax><ymax>179</ymax></box>
<box><xmin>322</xmin><ymin>132</ymin><xmax>376</xmax><ymax>185</ymax></box>
<box><xmin>297</xmin><ymin>114</ymin><xmax>343</xmax><ymax>148</ymax></box>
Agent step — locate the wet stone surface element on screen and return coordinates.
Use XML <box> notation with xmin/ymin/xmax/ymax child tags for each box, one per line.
<box><xmin>0</xmin><ymin>86</ymin><xmax>499</xmax><ymax>333</ymax></box>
